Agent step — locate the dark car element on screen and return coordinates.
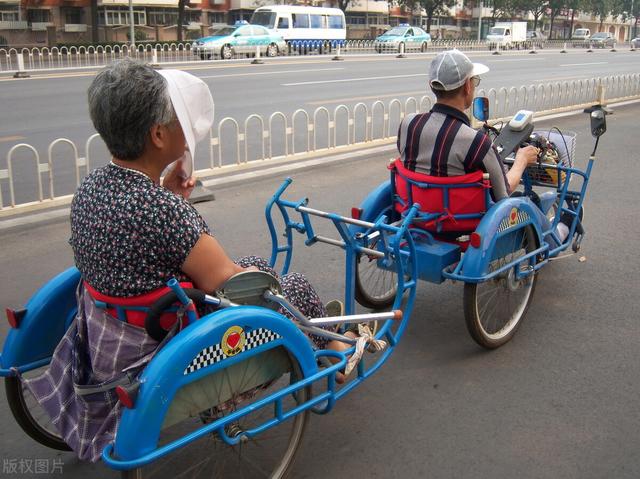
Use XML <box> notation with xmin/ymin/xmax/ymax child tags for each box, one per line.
<box><xmin>589</xmin><ymin>32</ymin><xmax>616</xmax><ymax>48</ymax></box>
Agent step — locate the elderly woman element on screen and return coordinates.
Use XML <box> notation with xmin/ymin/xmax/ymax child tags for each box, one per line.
<box><xmin>26</xmin><ymin>59</ymin><xmax>356</xmax><ymax>463</ymax></box>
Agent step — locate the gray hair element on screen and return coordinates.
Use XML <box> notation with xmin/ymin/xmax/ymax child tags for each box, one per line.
<box><xmin>87</xmin><ymin>59</ymin><xmax>175</xmax><ymax>161</ymax></box>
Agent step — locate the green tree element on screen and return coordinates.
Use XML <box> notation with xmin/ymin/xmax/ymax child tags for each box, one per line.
<box><xmin>420</xmin><ymin>0</ymin><xmax>457</xmax><ymax>32</ymax></box>
<box><xmin>547</xmin><ymin>0</ymin><xmax>564</xmax><ymax>39</ymax></box>
<box><xmin>520</xmin><ymin>0</ymin><xmax>549</xmax><ymax>31</ymax></box>
<box><xmin>622</xmin><ymin>0</ymin><xmax>640</xmax><ymax>37</ymax></box>
<box><xmin>587</xmin><ymin>0</ymin><xmax>617</xmax><ymax>30</ymax></box>
<box><xmin>566</xmin><ymin>0</ymin><xmax>588</xmax><ymax>38</ymax></box>
<box><xmin>489</xmin><ymin>0</ymin><xmax>520</xmax><ymax>19</ymax></box>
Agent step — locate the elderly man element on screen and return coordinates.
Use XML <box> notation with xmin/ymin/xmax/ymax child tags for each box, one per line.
<box><xmin>397</xmin><ymin>49</ymin><xmax>538</xmax><ymax>200</ymax></box>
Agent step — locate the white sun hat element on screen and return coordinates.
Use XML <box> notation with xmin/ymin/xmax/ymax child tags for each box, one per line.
<box><xmin>429</xmin><ymin>49</ymin><xmax>490</xmax><ymax>91</ymax></box>
<box><xmin>158</xmin><ymin>69</ymin><xmax>214</xmax><ymax>177</ymax></box>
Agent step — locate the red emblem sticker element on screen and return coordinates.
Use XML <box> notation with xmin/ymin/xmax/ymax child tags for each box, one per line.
<box><xmin>222</xmin><ymin>326</ymin><xmax>245</xmax><ymax>357</ymax></box>
<box><xmin>508</xmin><ymin>207</ymin><xmax>518</xmax><ymax>226</ymax></box>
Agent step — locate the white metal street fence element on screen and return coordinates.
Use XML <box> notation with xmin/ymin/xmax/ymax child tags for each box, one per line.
<box><xmin>1</xmin><ymin>73</ymin><xmax>639</xmax><ymax>217</ymax></box>
<box><xmin>1</xmin><ymin>39</ymin><xmax>637</xmax><ymax>74</ymax></box>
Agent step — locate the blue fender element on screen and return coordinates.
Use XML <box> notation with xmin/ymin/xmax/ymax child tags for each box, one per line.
<box><xmin>457</xmin><ymin>197</ymin><xmax>547</xmax><ymax>281</ymax></box>
<box><xmin>349</xmin><ymin>180</ymin><xmax>392</xmax><ymax>235</ymax></box>
<box><xmin>0</xmin><ymin>267</ymin><xmax>80</xmax><ymax>376</ymax></box>
<box><xmin>112</xmin><ymin>306</ymin><xmax>318</xmax><ymax>463</ymax></box>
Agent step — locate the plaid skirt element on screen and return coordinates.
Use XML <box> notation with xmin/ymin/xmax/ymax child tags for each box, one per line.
<box><xmin>22</xmin><ymin>256</ymin><xmax>328</xmax><ymax>462</ymax></box>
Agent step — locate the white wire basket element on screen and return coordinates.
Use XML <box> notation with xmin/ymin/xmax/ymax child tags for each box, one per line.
<box><xmin>527</xmin><ymin>130</ymin><xmax>577</xmax><ymax>187</ymax></box>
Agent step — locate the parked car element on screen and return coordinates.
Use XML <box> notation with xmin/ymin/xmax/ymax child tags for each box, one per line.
<box><xmin>193</xmin><ymin>21</ymin><xmax>287</xmax><ymax>60</ymax></box>
<box><xmin>631</xmin><ymin>37</ymin><xmax>640</xmax><ymax>48</ymax></box>
<box><xmin>374</xmin><ymin>25</ymin><xmax>431</xmax><ymax>53</ymax></box>
<box><xmin>589</xmin><ymin>32</ymin><xmax>616</xmax><ymax>48</ymax></box>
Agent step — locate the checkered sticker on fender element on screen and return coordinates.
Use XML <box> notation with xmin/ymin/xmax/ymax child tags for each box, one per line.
<box><xmin>184</xmin><ymin>327</ymin><xmax>281</xmax><ymax>375</ymax></box>
<box><xmin>497</xmin><ymin>208</ymin><xmax>530</xmax><ymax>233</ymax></box>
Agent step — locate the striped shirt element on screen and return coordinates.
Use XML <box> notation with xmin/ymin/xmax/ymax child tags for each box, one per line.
<box><xmin>397</xmin><ymin>103</ymin><xmax>510</xmax><ymax>200</ymax></box>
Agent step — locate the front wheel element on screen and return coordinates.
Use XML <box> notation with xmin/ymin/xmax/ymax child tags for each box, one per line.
<box><xmin>355</xmin><ymin>252</ymin><xmax>397</xmax><ymax>310</ymax></box>
<box><xmin>266</xmin><ymin>43</ymin><xmax>278</xmax><ymax>57</ymax></box>
<box><xmin>463</xmin><ymin>226</ymin><xmax>538</xmax><ymax>349</ymax></box>
<box><xmin>420</xmin><ymin>41</ymin><xmax>428</xmax><ymax>52</ymax></box>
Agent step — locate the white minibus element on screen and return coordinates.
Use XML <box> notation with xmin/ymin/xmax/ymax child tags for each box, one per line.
<box><xmin>250</xmin><ymin>5</ymin><xmax>346</xmax><ymax>51</ymax></box>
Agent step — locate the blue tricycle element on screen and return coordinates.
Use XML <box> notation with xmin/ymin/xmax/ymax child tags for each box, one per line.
<box><xmin>1</xmin><ymin>182</ymin><xmax>422</xmax><ymax>478</ymax></box>
<box><xmin>352</xmin><ymin>101</ymin><xmax>609</xmax><ymax>349</ymax></box>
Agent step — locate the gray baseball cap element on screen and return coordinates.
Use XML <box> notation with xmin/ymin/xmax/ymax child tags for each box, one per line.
<box><xmin>429</xmin><ymin>49</ymin><xmax>489</xmax><ymax>91</ymax></box>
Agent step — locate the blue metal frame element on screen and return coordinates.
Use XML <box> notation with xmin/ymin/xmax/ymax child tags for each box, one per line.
<box><xmin>356</xmin><ymin>155</ymin><xmax>593</xmax><ymax>286</ymax></box>
<box><xmin>0</xmin><ymin>267</ymin><xmax>80</xmax><ymax>377</ymax></box>
<box><xmin>0</xmin><ymin>177</ymin><xmax>420</xmax><ymax>472</ymax></box>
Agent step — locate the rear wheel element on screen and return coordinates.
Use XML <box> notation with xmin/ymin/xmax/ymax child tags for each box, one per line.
<box><xmin>421</xmin><ymin>41</ymin><xmax>428</xmax><ymax>52</ymax></box>
<box><xmin>122</xmin><ymin>347</ymin><xmax>309</xmax><ymax>479</ymax></box>
<box><xmin>266</xmin><ymin>43</ymin><xmax>278</xmax><ymax>57</ymax></box>
<box><xmin>5</xmin><ymin>368</ymin><xmax>71</xmax><ymax>451</ymax></box>
<box><xmin>463</xmin><ymin>226</ymin><xmax>538</xmax><ymax>349</ymax></box>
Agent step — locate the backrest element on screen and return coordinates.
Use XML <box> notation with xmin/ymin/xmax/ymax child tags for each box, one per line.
<box><xmin>392</xmin><ymin>158</ymin><xmax>491</xmax><ymax>232</ymax></box>
<box><xmin>84</xmin><ymin>281</ymin><xmax>194</xmax><ymax>329</ymax></box>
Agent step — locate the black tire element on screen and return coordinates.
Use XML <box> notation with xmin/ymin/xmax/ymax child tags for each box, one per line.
<box><xmin>420</xmin><ymin>41</ymin><xmax>428</xmax><ymax>52</ymax></box>
<box><xmin>221</xmin><ymin>44</ymin><xmax>233</xmax><ymax>60</ymax></box>
<box><xmin>122</xmin><ymin>347</ymin><xmax>309</xmax><ymax>479</ymax></box>
<box><xmin>463</xmin><ymin>226</ymin><xmax>538</xmax><ymax>349</ymax></box>
<box><xmin>266</xmin><ymin>43</ymin><xmax>278</xmax><ymax>57</ymax></box>
<box><xmin>5</xmin><ymin>373</ymin><xmax>71</xmax><ymax>451</ymax></box>
<box><xmin>355</xmin><ymin>252</ymin><xmax>397</xmax><ymax>310</ymax></box>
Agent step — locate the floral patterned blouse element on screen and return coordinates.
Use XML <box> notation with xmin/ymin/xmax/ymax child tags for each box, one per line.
<box><xmin>69</xmin><ymin>162</ymin><xmax>210</xmax><ymax>297</ymax></box>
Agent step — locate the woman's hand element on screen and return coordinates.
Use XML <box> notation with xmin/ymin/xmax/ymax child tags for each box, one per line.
<box><xmin>163</xmin><ymin>160</ymin><xmax>196</xmax><ymax>199</ymax></box>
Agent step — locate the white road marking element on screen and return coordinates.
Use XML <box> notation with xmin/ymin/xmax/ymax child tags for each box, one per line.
<box><xmin>283</xmin><ymin>73</ymin><xmax>428</xmax><ymax>86</ymax></box>
<box><xmin>489</xmin><ymin>57</ymin><xmax>548</xmax><ymax>62</ymax></box>
<box><xmin>199</xmin><ymin>67</ymin><xmax>344</xmax><ymax>80</ymax></box>
<box><xmin>307</xmin><ymin>90</ymin><xmax>425</xmax><ymax>105</ymax></box>
<box><xmin>559</xmin><ymin>62</ymin><xmax>609</xmax><ymax>67</ymax></box>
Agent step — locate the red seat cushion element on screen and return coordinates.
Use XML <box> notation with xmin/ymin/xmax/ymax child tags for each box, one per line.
<box><xmin>393</xmin><ymin>158</ymin><xmax>489</xmax><ymax>232</ymax></box>
<box><xmin>84</xmin><ymin>282</ymin><xmax>195</xmax><ymax>329</ymax></box>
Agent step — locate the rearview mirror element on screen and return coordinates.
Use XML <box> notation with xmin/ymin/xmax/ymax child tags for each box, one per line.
<box><xmin>472</xmin><ymin>97</ymin><xmax>489</xmax><ymax>122</ymax></box>
<box><xmin>590</xmin><ymin>110</ymin><xmax>606</xmax><ymax>137</ymax></box>
<box><xmin>584</xmin><ymin>104</ymin><xmax>611</xmax><ymax>138</ymax></box>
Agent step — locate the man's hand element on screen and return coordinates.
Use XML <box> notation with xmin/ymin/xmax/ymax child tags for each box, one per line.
<box><xmin>506</xmin><ymin>145</ymin><xmax>540</xmax><ymax>193</ymax></box>
<box><xmin>163</xmin><ymin>160</ymin><xmax>196</xmax><ymax>199</ymax></box>
<box><xmin>515</xmin><ymin>145</ymin><xmax>539</xmax><ymax>166</ymax></box>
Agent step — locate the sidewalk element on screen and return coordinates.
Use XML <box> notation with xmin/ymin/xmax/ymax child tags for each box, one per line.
<box><xmin>1</xmin><ymin>103</ymin><xmax>640</xmax><ymax>478</ymax></box>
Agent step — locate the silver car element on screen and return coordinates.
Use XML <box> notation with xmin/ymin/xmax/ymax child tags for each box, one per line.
<box><xmin>632</xmin><ymin>37</ymin><xmax>640</xmax><ymax>48</ymax></box>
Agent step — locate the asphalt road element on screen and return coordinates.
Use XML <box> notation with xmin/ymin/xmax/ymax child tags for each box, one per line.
<box><xmin>0</xmin><ymin>103</ymin><xmax>639</xmax><ymax>478</ymax></box>
<box><xmin>1</xmin><ymin>49</ymin><xmax>640</xmax><ymax>206</ymax></box>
